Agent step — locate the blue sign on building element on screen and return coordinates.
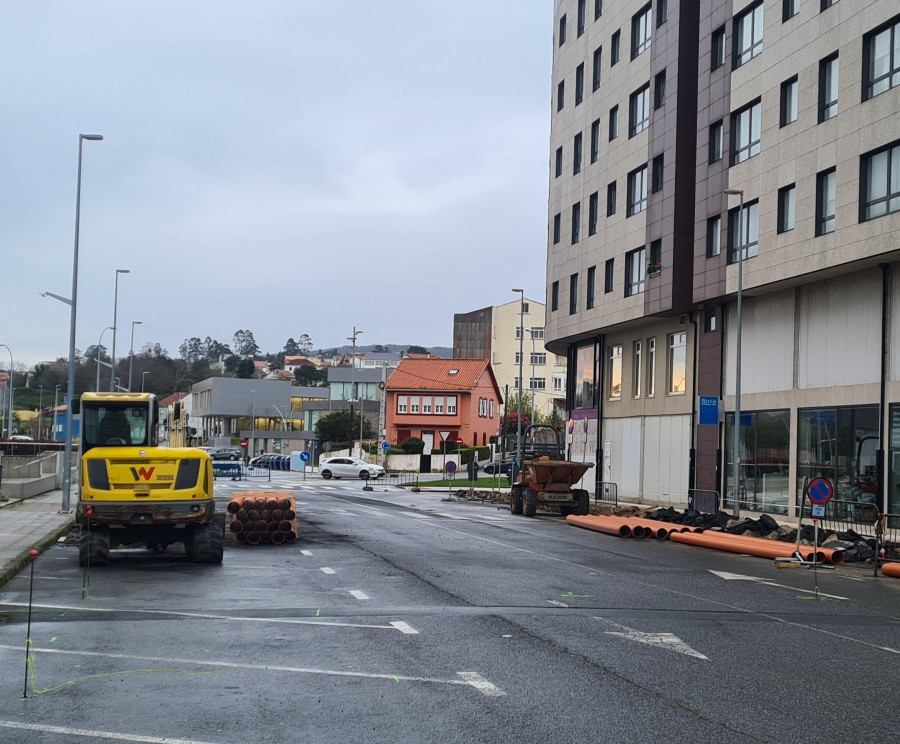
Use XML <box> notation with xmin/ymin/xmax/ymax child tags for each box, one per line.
<box><xmin>699</xmin><ymin>396</ymin><xmax>719</xmax><ymax>426</ymax></box>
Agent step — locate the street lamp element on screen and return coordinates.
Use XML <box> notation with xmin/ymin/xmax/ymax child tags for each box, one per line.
<box><xmin>63</xmin><ymin>132</ymin><xmax>104</xmax><ymax>512</ymax></box>
<box><xmin>529</xmin><ymin>328</ymin><xmax>538</xmax><ymax>421</ymax></box>
<box><xmin>250</xmin><ymin>389</ymin><xmax>256</xmax><ymax>457</ymax></box>
<box><xmin>0</xmin><ymin>344</ymin><xmax>13</xmax><ymax>438</ymax></box>
<box><xmin>110</xmin><ymin>268</ymin><xmax>130</xmax><ymax>391</ymax></box>
<box><xmin>53</xmin><ymin>385</ymin><xmax>61</xmax><ymax>441</ymax></box>
<box><xmin>95</xmin><ymin>326</ymin><xmax>114</xmax><ymax>391</ymax></box>
<box><xmin>725</xmin><ymin>188</ymin><xmax>744</xmax><ymax>518</ymax></box>
<box><xmin>141</xmin><ymin>371</ymin><xmax>149</xmax><ymax>392</ymax></box>
<box><xmin>128</xmin><ymin>320</ymin><xmax>143</xmax><ymax>392</ymax></box>
<box><xmin>37</xmin><ymin>385</ymin><xmax>43</xmax><ymax>440</ymax></box>
<box><xmin>347</xmin><ymin>327</ymin><xmax>363</xmax><ymax>456</ymax></box>
<box><xmin>512</xmin><ymin>289</ymin><xmax>525</xmax><ymax>475</ymax></box>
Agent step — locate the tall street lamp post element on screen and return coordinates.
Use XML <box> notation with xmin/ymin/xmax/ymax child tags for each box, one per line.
<box><xmin>53</xmin><ymin>385</ymin><xmax>60</xmax><ymax>442</ymax></box>
<box><xmin>128</xmin><ymin>320</ymin><xmax>143</xmax><ymax>391</ymax></box>
<box><xmin>63</xmin><ymin>132</ymin><xmax>104</xmax><ymax>512</ymax></box>
<box><xmin>110</xmin><ymin>268</ymin><xmax>130</xmax><ymax>391</ymax></box>
<box><xmin>141</xmin><ymin>371</ymin><xmax>149</xmax><ymax>392</ymax></box>
<box><xmin>250</xmin><ymin>389</ymin><xmax>256</xmax><ymax>458</ymax></box>
<box><xmin>95</xmin><ymin>326</ymin><xmax>114</xmax><ymax>392</ymax></box>
<box><xmin>347</xmin><ymin>327</ymin><xmax>363</xmax><ymax>456</ymax></box>
<box><xmin>0</xmin><ymin>344</ymin><xmax>13</xmax><ymax>437</ymax></box>
<box><xmin>512</xmin><ymin>289</ymin><xmax>525</xmax><ymax>475</ymax></box>
<box><xmin>37</xmin><ymin>385</ymin><xmax>43</xmax><ymax>440</ymax></box>
<box><xmin>529</xmin><ymin>328</ymin><xmax>537</xmax><ymax>421</ymax></box>
<box><xmin>725</xmin><ymin>188</ymin><xmax>744</xmax><ymax>519</ymax></box>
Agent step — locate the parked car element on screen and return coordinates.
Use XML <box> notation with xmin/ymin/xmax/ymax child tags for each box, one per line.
<box><xmin>248</xmin><ymin>454</ymin><xmax>280</xmax><ymax>469</ymax></box>
<box><xmin>209</xmin><ymin>447</ymin><xmax>242</xmax><ymax>461</ymax></box>
<box><xmin>483</xmin><ymin>456</ymin><xmax>517</xmax><ymax>477</ymax></box>
<box><xmin>319</xmin><ymin>457</ymin><xmax>385</xmax><ymax>480</ymax></box>
<box><xmin>9</xmin><ymin>435</ymin><xmax>34</xmax><ymax>442</ymax></box>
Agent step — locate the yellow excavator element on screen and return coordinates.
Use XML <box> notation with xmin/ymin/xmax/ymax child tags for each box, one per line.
<box><xmin>76</xmin><ymin>392</ymin><xmax>223</xmax><ymax>566</ymax></box>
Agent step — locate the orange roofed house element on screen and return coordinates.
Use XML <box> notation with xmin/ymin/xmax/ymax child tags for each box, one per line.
<box><xmin>385</xmin><ymin>359</ymin><xmax>503</xmax><ymax>452</ymax></box>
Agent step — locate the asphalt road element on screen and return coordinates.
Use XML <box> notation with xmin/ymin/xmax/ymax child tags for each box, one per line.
<box><xmin>0</xmin><ymin>472</ymin><xmax>898</xmax><ymax>743</ymax></box>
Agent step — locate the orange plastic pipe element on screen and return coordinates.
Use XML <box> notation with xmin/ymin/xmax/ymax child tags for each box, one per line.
<box><xmin>880</xmin><ymin>562</ymin><xmax>900</xmax><ymax>578</ymax></box>
<box><xmin>566</xmin><ymin>514</ymin><xmax>633</xmax><ymax>538</ymax></box>
<box><xmin>702</xmin><ymin>532</ymin><xmax>843</xmax><ymax>565</ymax></box>
<box><xmin>669</xmin><ymin>530</ymin><xmax>835</xmax><ymax>562</ymax></box>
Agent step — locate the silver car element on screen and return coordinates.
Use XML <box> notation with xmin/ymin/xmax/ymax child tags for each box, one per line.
<box><xmin>319</xmin><ymin>457</ymin><xmax>385</xmax><ymax>480</ymax></box>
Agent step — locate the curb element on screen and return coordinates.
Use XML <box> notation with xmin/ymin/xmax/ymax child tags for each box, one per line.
<box><xmin>0</xmin><ymin>517</ymin><xmax>76</xmax><ymax>590</ymax></box>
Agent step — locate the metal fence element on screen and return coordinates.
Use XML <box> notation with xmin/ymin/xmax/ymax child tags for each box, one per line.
<box><xmin>368</xmin><ymin>471</ymin><xmax>421</xmax><ymax>487</ymax></box>
<box><xmin>875</xmin><ymin>513</ymin><xmax>900</xmax><ymax>572</ymax></box>
<box><xmin>689</xmin><ymin>489</ymin><xmax>720</xmax><ymax>514</ymax></box>
<box><xmin>594</xmin><ymin>481</ymin><xmax>618</xmax><ymax>506</ymax></box>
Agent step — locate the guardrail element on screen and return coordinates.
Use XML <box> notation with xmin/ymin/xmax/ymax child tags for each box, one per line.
<box><xmin>369</xmin><ymin>471</ymin><xmax>421</xmax><ymax>487</ymax></box>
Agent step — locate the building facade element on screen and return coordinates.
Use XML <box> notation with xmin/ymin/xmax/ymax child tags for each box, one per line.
<box><xmin>545</xmin><ymin>0</ymin><xmax>900</xmax><ymax>514</ymax></box>
<box><xmin>453</xmin><ymin>299</ymin><xmax>567</xmax><ymax>422</ymax></box>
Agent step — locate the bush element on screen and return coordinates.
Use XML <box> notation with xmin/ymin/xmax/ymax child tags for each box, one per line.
<box><xmin>399</xmin><ymin>437</ymin><xmax>425</xmax><ymax>454</ymax></box>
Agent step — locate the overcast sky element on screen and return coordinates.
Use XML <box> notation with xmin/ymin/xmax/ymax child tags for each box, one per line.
<box><xmin>1</xmin><ymin>1</ymin><xmax>552</xmax><ymax>369</ymax></box>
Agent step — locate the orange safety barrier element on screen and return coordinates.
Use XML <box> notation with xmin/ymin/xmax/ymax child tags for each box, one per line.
<box><xmin>881</xmin><ymin>562</ymin><xmax>900</xmax><ymax>578</ymax></box>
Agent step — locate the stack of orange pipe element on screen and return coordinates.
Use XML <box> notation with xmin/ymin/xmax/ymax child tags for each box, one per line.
<box><xmin>567</xmin><ymin>514</ymin><xmax>653</xmax><ymax>539</ymax></box>
<box><xmin>881</xmin><ymin>562</ymin><xmax>900</xmax><ymax>578</ymax></box>
<box><xmin>227</xmin><ymin>491</ymin><xmax>297</xmax><ymax>545</ymax></box>
<box><xmin>669</xmin><ymin>530</ymin><xmax>844</xmax><ymax>565</ymax></box>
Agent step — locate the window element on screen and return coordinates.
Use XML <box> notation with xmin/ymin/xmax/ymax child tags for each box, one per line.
<box><xmin>578</xmin><ymin>0</ymin><xmax>586</xmax><ymax>36</ymax></box>
<box><xmin>588</xmin><ymin>191</ymin><xmax>599</xmax><ymax>235</ymax></box>
<box><xmin>607</xmin><ymin>181</ymin><xmax>617</xmax><ymax>215</ymax></box>
<box><xmin>734</xmin><ymin>2</ymin><xmax>764</xmax><ymax>68</ymax></box>
<box><xmin>730</xmin><ymin>100</ymin><xmax>761</xmax><ymax>165</ymax></box>
<box><xmin>707</xmin><ymin>216</ymin><xmax>721</xmax><ymax>257</ymax></box>
<box><xmin>569</xmin><ymin>273</ymin><xmax>579</xmax><ymax>314</ymax></box>
<box><xmin>819</xmin><ymin>53</ymin><xmax>839</xmax><ymax>122</ymax></box>
<box><xmin>705</xmin><ymin>311</ymin><xmax>717</xmax><ymax>332</ymax></box>
<box><xmin>609</xmin><ymin>105</ymin><xmax>619</xmax><ymax>140</ymax></box>
<box><xmin>595</xmin><ymin>0</ymin><xmax>603</xmax><ymax>21</ymax></box>
<box><xmin>529</xmin><ymin>377</ymin><xmax>547</xmax><ymax>390</ymax></box>
<box><xmin>654</xmin><ymin>70</ymin><xmax>666</xmax><ymax>109</ymax></box>
<box><xmin>647</xmin><ymin>338</ymin><xmax>656</xmax><ymax>397</ymax></box>
<box><xmin>587</xmin><ymin>265</ymin><xmax>596</xmax><ymax>308</ymax></box>
<box><xmin>861</xmin><ymin>141</ymin><xmax>900</xmax><ymax>221</ymax></box>
<box><xmin>865</xmin><ymin>16</ymin><xmax>900</xmax><ymax>100</ymax></box>
<box><xmin>554</xmin><ymin>374</ymin><xmax>566</xmax><ymax>393</ymax></box>
<box><xmin>777</xmin><ymin>184</ymin><xmax>796</xmax><ymax>233</ymax></box>
<box><xmin>573</xmin><ymin>133</ymin><xmax>583</xmax><ymax>175</ymax></box>
<box><xmin>435</xmin><ymin>397</ymin><xmax>444</xmax><ymax>414</ymax></box>
<box><xmin>651</xmin><ymin>154</ymin><xmax>664</xmax><ymax>193</ymax></box>
<box><xmin>780</xmin><ymin>76</ymin><xmax>798</xmax><ymax>126</ymax></box>
<box><xmin>553</xmin><ymin>213</ymin><xmax>561</xmax><ymax>244</ymax></box>
<box><xmin>650</xmin><ymin>239</ymin><xmax>661</xmax><ymax>267</ymax></box>
<box><xmin>667</xmin><ymin>332</ymin><xmax>686</xmax><ymax>394</ymax></box>
<box><xmin>559</xmin><ymin>13</ymin><xmax>567</xmax><ymax>46</ymax></box>
<box><xmin>571</xmin><ymin>202</ymin><xmax>581</xmax><ymax>243</ymax></box>
<box><xmin>551</xmin><ymin>281</ymin><xmax>559</xmax><ymax>311</ymax></box>
<box><xmin>631</xmin><ymin>4</ymin><xmax>652</xmax><ymax>59</ymax></box>
<box><xmin>607</xmin><ymin>345</ymin><xmax>623</xmax><ymax>399</ymax></box>
<box><xmin>821</xmin><ymin>0</ymin><xmax>838</xmax><ymax>10</ymax></box>
<box><xmin>557</xmin><ymin>80</ymin><xmax>565</xmax><ymax>112</ymax></box>
<box><xmin>447</xmin><ymin>396</ymin><xmax>456</xmax><ymax>415</ymax></box>
<box><xmin>712</xmin><ymin>25</ymin><xmax>725</xmax><ymax>70</ymax></box>
<box><xmin>626</xmin><ymin>165</ymin><xmax>648</xmax><ymax>216</ymax></box>
<box><xmin>816</xmin><ymin>168</ymin><xmax>836</xmax><ymax>235</ymax></box>
<box><xmin>783</xmin><ymin>0</ymin><xmax>799</xmax><ymax>22</ymax></box>
<box><xmin>397</xmin><ymin>395</ymin><xmax>408</xmax><ymax>414</ymax></box>
<box><xmin>592</xmin><ymin>47</ymin><xmax>603</xmax><ymax>91</ymax></box>
<box><xmin>575</xmin><ymin>63</ymin><xmax>585</xmax><ymax>106</ymax></box>
<box><xmin>590</xmin><ymin>118</ymin><xmax>601</xmax><ymax>163</ymax></box>
<box><xmin>728</xmin><ymin>200</ymin><xmax>759</xmax><ymax>261</ymax></box>
<box><xmin>709</xmin><ymin>120</ymin><xmax>723</xmax><ymax>163</ymax></box>
<box><xmin>625</xmin><ymin>246</ymin><xmax>646</xmax><ymax>297</ymax></box>
<box><xmin>531</xmin><ymin>327</ymin><xmax>545</xmax><ymax>339</ymax></box>
<box><xmin>410</xmin><ymin>396</ymin><xmax>420</xmax><ymax>414</ymax></box>
<box><xmin>604</xmin><ymin>258</ymin><xmax>614</xmax><ymax>293</ymax></box>
<box><xmin>514</xmin><ymin>351</ymin><xmax>523</xmax><ymax>365</ymax></box>
<box><xmin>632</xmin><ymin>341</ymin><xmax>642</xmax><ymax>397</ymax></box>
<box><xmin>422</xmin><ymin>396</ymin><xmax>432</xmax><ymax>414</ymax></box>
<box><xmin>611</xmin><ymin>30</ymin><xmax>621</xmax><ymax>65</ymax></box>
<box><xmin>629</xmin><ymin>84</ymin><xmax>650</xmax><ymax>137</ymax></box>
<box><xmin>555</xmin><ymin>146</ymin><xmax>563</xmax><ymax>177</ymax></box>
<box><xmin>657</xmin><ymin>0</ymin><xmax>668</xmax><ymax>27</ymax></box>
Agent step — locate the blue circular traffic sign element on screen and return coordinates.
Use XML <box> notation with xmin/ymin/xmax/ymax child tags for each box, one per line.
<box><xmin>299</xmin><ymin>451</ymin><xmax>311</xmax><ymax>462</ymax></box>
<box><xmin>381</xmin><ymin>441</ymin><xmax>391</xmax><ymax>451</ymax></box>
<box><xmin>808</xmin><ymin>477</ymin><xmax>833</xmax><ymax>505</ymax></box>
<box><xmin>445</xmin><ymin>461</ymin><xmax>457</xmax><ymax>474</ymax></box>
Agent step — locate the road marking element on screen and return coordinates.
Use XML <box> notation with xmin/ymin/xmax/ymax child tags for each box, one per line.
<box><xmin>389</xmin><ymin>621</ymin><xmax>418</xmax><ymax>635</ymax></box>
<box><xmin>10</xmin><ymin>575</ymin><xmax>76</xmax><ymax>581</ymax></box>
<box><xmin>349</xmin><ymin>590</ymin><xmax>369</xmax><ymax>600</ymax></box>
<box><xmin>406</xmin><ymin>513</ymin><xmax>432</xmax><ymax>519</ymax></box>
<box><xmin>301</xmin><ymin>550</ymin><xmax>313</xmax><ymax>556</ymax></box>
<box><xmin>320</xmin><ymin>567</ymin><xmax>336</xmax><ymax>574</ymax></box>
<box><xmin>546</xmin><ymin>600</ymin><xmax>569</xmax><ymax>608</ymax></box>
<box><xmin>5</xmin><ymin>646</ymin><xmax>502</xmax><ymax>696</ymax></box>
<box><xmin>709</xmin><ymin>570</ymin><xmax>849</xmax><ymax>600</ymax></box>
<box><xmin>437</xmin><ymin>512</ymin><xmax>471</xmax><ymax>521</ymax></box>
<box><xmin>597</xmin><ymin>620</ymin><xmax>708</xmax><ymax>660</ymax></box>
<box><xmin>0</xmin><ymin>720</ymin><xmax>215</xmax><ymax>744</ymax></box>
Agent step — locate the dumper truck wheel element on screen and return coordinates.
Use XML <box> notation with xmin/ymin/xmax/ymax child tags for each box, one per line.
<box><xmin>510</xmin><ymin>485</ymin><xmax>524</xmax><ymax>515</ymax></box>
<box><xmin>78</xmin><ymin>528</ymin><xmax>110</xmax><ymax>567</ymax></box>
<box><xmin>559</xmin><ymin>505</ymin><xmax>573</xmax><ymax>517</ymax></box>
<box><xmin>574</xmin><ymin>489</ymin><xmax>590</xmax><ymax>516</ymax></box>
<box><xmin>190</xmin><ymin>523</ymin><xmax>224</xmax><ymax>564</ymax></box>
<box><xmin>524</xmin><ymin>487</ymin><xmax>538</xmax><ymax>517</ymax></box>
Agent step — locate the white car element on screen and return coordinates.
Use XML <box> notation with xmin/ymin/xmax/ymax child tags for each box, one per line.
<box><xmin>319</xmin><ymin>457</ymin><xmax>385</xmax><ymax>480</ymax></box>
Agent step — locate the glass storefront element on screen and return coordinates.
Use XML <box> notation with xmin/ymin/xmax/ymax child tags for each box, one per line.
<box><xmin>797</xmin><ymin>405</ymin><xmax>879</xmax><ymax>505</ymax></box>
<box><xmin>887</xmin><ymin>406</ymin><xmax>900</xmax><ymax>513</ymax></box>
<box><xmin>725</xmin><ymin>410</ymin><xmax>790</xmax><ymax>513</ymax></box>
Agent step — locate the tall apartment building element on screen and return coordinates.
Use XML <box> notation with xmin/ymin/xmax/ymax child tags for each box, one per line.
<box><xmin>545</xmin><ymin>0</ymin><xmax>900</xmax><ymax>514</ymax></box>
<box><xmin>453</xmin><ymin>299</ymin><xmax>567</xmax><ymax>422</ymax></box>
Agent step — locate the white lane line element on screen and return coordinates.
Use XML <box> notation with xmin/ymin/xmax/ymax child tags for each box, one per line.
<box><xmin>709</xmin><ymin>570</ymin><xmax>849</xmax><ymax>600</ymax></box>
<box><xmin>0</xmin><ymin>607</ymin><xmax>394</xmax><ymax>632</ymax></box>
<box><xmin>320</xmin><ymin>567</ymin><xmax>336</xmax><ymax>574</ymax></box>
<box><xmin>406</xmin><ymin>513</ymin><xmax>432</xmax><ymax>519</ymax></box>
<box><xmin>389</xmin><ymin>621</ymin><xmax>418</xmax><ymax>635</ymax></box>
<box><xmin>301</xmin><ymin>550</ymin><xmax>313</xmax><ymax>556</ymax></box>
<box><xmin>9</xmin><ymin>575</ymin><xmax>76</xmax><ymax>581</ymax></box>
<box><xmin>6</xmin><ymin>646</ymin><xmax>502</xmax><ymax>695</ymax></box>
<box><xmin>437</xmin><ymin>513</ymin><xmax>471</xmax><ymax>521</ymax></box>
<box><xmin>546</xmin><ymin>599</ymin><xmax>569</xmax><ymax>608</ymax></box>
<box><xmin>0</xmin><ymin>720</ymin><xmax>214</xmax><ymax>744</ymax></box>
<box><xmin>349</xmin><ymin>590</ymin><xmax>369</xmax><ymax>600</ymax></box>
<box><xmin>456</xmin><ymin>671</ymin><xmax>504</xmax><ymax>696</ymax></box>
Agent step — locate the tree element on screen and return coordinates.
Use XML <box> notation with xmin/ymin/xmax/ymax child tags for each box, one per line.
<box><xmin>283</xmin><ymin>338</ymin><xmax>300</xmax><ymax>356</ymax></box>
<box><xmin>203</xmin><ymin>337</ymin><xmax>231</xmax><ymax>362</ymax></box>
<box><xmin>294</xmin><ymin>366</ymin><xmax>327</xmax><ymax>386</ymax></box>
<box><xmin>232</xmin><ymin>329</ymin><xmax>259</xmax><ymax>358</ymax></box>
<box><xmin>296</xmin><ymin>334</ymin><xmax>313</xmax><ymax>354</ymax></box>
<box><xmin>234</xmin><ymin>359</ymin><xmax>255</xmax><ymax>378</ymax></box>
<box><xmin>179</xmin><ymin>337</ymin><xmax>204</xmax><ymax>363</ymax></box>
<box><xmin>407</xmin><ymin>345</ymin><xmax>429</xmax><ymax>354</ymax></box>
<box><xmin>371</xmin><ymin>344</ymin><xmax>389</xmax><ymax>353</ymax></box>
<box><xmin>399</xmin><ymin>436</ymin><xmax>425</xmax><ymax>454</ymax></box>
<box><xmin>314</xmin><ymin>410</ymin><xmax>375</xmax><ymax>445</ymax></box>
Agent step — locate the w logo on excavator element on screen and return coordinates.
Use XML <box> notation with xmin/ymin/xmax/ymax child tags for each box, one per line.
<box><xmin>129</xmin><ymin>466</ymin><xmax>156</xmax><ymax>481</ymax></box>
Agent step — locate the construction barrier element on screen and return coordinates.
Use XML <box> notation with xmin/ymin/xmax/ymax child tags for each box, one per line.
<box><xmin>226</xmin><ymin>491</ymin><xmax>297</xmax><ymax>545</ymax></box>
<box><xmin>876</xmin><ymin>513</ymin><xmax>900</xmax><ymax>577</ymax></box>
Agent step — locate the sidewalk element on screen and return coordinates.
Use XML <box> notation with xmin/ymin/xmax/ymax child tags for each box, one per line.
<box><xmin>0</xmin><ymin>490</ymin><xmax>75</xmax><ymax>589</ymax></box>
